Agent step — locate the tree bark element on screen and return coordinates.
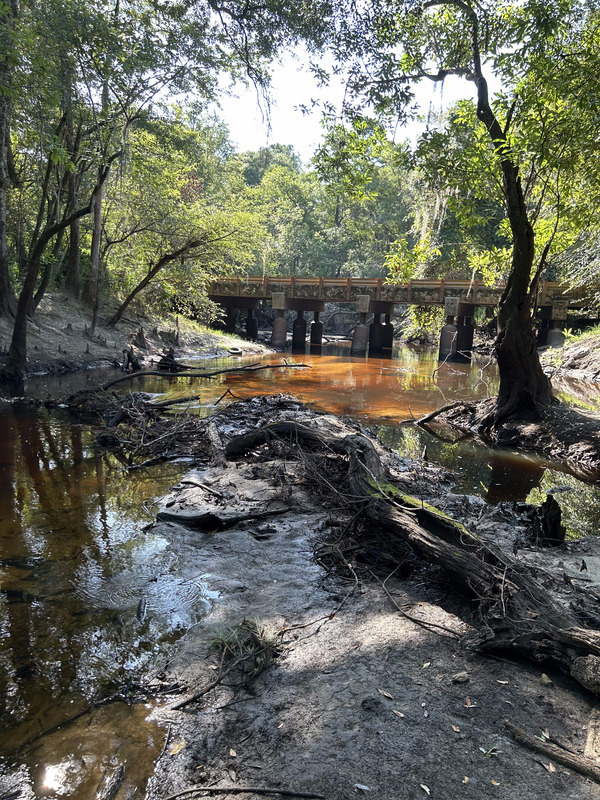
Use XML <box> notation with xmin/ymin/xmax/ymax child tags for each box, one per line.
<box><xmin>0</xmin><ymin>0</ymin><xmax>18</xmax><ymax>319</ymax></box>
<box><xmin>465</xmin><ymin>8</ymin><xmax>553</xmax><ymax>429</ymax></box>
<box><xmin>82</xmin><ymin>179</ymin><xmax>103</xmax><ymax>307</ymax></box>
<box><xmin>1</xmin><ymin>195</ymin><xmax>98</xmax><ymax>380</ymax></box>
<box><xmin>64</xmin><ymin>219</ymin><xmax>80</xmax><ymax>298</ymax></box>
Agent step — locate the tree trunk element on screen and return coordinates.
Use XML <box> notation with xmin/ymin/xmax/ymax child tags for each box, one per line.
<box><xmin>1</xmin><ymin>192</ymin><xmax>98</xmax><ymax>380</ymax></box>
<box><xmin>0</xmin><ymin>1</ymin><xmax>18</xmax><ymax>319</ymax></box>
<box><xmin>64</xmin><ymin>219</ymin><xmax>80</xmax><ymax>298</ymax></box>
<box><xmin>4</xmin><ymin>251</ymin><xmax>43</xmax><ymax>379</ymax></box>
<box><xmin>82</xmin><ymin>181</ymin><xmax>103</xmax><ymax>307</ymax></box>
<box><xmin>32</xmin><ymin>229</ymin><xmax>64</xmax><ymax>311</ymax></box>
<box><xmin>469</xmin><ymin>28</ymin><xmax>552</xmax><ymax>429</ymax></box>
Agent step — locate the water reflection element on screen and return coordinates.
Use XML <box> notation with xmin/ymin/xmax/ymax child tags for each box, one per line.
<box><xmin>1</xmin><ymin>340</ymin><xmax>599</xmax><ymax>794</ymax></box>
<box><xmin>0</xmin><ymin>405</ymin><xmax>214</xmax><ymax>795</ymax></box>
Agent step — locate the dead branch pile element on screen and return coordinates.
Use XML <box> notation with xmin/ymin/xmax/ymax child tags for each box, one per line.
<box><xmin>223</xmin><ymin>419</ymin><xmax>600</xmax><ymax>698</ymax></box>
<box><xmin>67</xmin><ymin>389</ymin><xmax>212</xmax><ymax>468</ymax></box>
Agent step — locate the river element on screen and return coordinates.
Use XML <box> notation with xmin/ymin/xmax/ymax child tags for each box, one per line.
<box><xmin>1</xmin><ymin>341</ymin><xmax>599</xmax><ymax>797</ymax></box>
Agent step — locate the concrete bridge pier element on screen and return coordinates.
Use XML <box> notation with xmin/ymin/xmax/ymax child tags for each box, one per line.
<box><xmin>310</xmin><ymin>311</ymin><xmax>323</xmax><ymax>346</ymax></box>
<box><xmin>351</xmin><ymin>295</ymin><xmax>370</xmax><ymax>356</ymax></box>
<box><xmin>245</xmin><ymin>308</ymin><xmax>258</xmax><ymax>341</ymax></box>
<box><xmin>292</xmin><ymin>310</ymin><xmax>307</xmax><ymax>350</ymax></box>
<box><xmin>382</xmin><ymin>313</ymin><xmax>394</xmax><ymax>350</ymax></box>
<box><xmin>369</xmin><ymin>313</ymin><xmax>383</xmax><ymax>353</ymax></box>
<box><xmin>439</xmin><ymin>297</ymin><xmax>459</xmax><ymax>361</ymax></box>
<box><xmin>455</xmin><ymin>303</ymin><xmax>475</xmax><ymax>362</ymax></box>
<box><xmin>537</xmin><ymin>302</ymin><xmax>568</xmax><ymax>348</ymax></box>
<box><xmin>271</xmin><ymin>292</ymin><xmax>288</xmax><ymax>348</ymax></box>
<box><xmin>224</xmin><ymin>307</ymin><xmax>237</xmax><ymax>335</ymax></box>
<box><xmin>439</xmin><ymin>317</ymin><xmax>458</xmax><ymax>360</ymax></box>
<box><xmin>370</xmin><ymin>302</ymin><xmax>395</xmax><ymax>352</ymax></box>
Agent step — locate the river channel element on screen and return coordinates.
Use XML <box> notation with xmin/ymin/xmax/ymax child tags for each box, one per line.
<box><xmin>1</xmin><ymin>342</ymin><xmax>599</xmax><ymax>798</ymax></box>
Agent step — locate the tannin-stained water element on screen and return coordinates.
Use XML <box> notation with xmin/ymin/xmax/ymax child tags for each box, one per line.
<box><xmin>1</xmin><ymin>340</ymin><xmax>599</xmax><ymax>797</ymax></box>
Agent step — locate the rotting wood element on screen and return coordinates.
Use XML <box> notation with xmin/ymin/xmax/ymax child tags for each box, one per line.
<box><xmin>224</xmin><ymin>420</ymin><xmax>600</xmax><ymax>696</ymax></box>
<box><xmin>505</xmin><ymin>720</ymin><xmax>600</xmax><ymax>783</ymax></box>
<box><xmin>156</xmin><ymin>507</ymin><xmax>289</xmax><ymax>531</ymax></box>
<box><xmin>161</xmin><ymin>786</ymin><xmax>326</xmax><ymax>800</ymax></box>
<box><xmin>93</xmin><ymin>764</ymin><xmax>125</xmax><ymax>800</ymax></box>
<box><xmin>206</xmin><ymin>421</ymin><xmax>225</xmax><ymax>467</ymax></box>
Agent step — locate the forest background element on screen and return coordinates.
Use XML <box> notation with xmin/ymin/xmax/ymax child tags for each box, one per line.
<box><xmin>1</xmin><ymin>0</ymin><xmax>600</xmax><ymax>379</ymax></box>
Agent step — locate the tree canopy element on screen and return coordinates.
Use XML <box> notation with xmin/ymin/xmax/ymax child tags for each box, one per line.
<box><xmin>1</xmin><ymin>0</ymin><xmax>600</xmax><ymax>405</ymax></box>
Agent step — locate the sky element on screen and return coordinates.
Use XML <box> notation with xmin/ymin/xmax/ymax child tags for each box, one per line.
<box><xmin>214</xmin><ymin>49</ymin><xmax>481</xmax><ymax>164</ymax></box>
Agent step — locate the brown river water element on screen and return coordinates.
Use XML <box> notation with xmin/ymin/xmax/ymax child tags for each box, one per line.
<box><xmin>1</xmin><ymin>342</ymin><xmax>599</xmax><ymax>797</ymax></box>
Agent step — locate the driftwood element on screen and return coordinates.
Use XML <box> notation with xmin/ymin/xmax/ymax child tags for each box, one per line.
<box><xmin>225</xmin><ymin>421</ymin><xmax>600</xmax><ymax>697</ymax></box>
<box><xmin>93</xmin><ymin>764</ymin><xmax>125</xmax><ymax>800</ymax></box>
<box><xmin>156</xmin><ymin>507</ymin><xmax>288</xmax><ymax>531</ymax></box>
<box><xmin>98</xmin><ymin>362</ymin><xmax>310</xmax><ymax>392</ymax></box>
<box><xmin>505</xmin><ymin>721</ymin><xmax>600</xmax><ymax>783</ymax></box>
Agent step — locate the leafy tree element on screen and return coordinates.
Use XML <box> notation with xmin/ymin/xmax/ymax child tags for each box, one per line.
<box><xmin>103</xmin><ymin>116</ymin><xmax>258</xmax><ymax>325</ymax></box>
<box><xmin>0</xmin><ymin>0</ymin><xmax>337</xmax><ymax>379</ymax></box>
<box><xmin>328</xmin><ymin>0</ymin><xmax>600</xmax><ymax>428</ymax></box>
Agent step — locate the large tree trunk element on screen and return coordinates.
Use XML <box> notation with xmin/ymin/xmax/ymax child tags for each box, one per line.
<box><xmin>0</xmin><ymin>0</ymin><xmax>18</xmax><ymax>319</ymax></box>
<box><xmin>468</xmin><ymin>14</ymin><xmax>553</xmax><ymax>430</ymax></box>
<box><xmin>64</xmin><ymin>219</ymin><xmax>80</xmax><ymax>298</ymax></box>
<box><xmin>82</xmin><ymin>181</ymin><xmax>103</xmax><ymax>308</ymax></box>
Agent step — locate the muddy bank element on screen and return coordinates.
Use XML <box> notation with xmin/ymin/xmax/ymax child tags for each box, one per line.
<box><xmin>542</xmin><ymin>333</ymin><xmax>600</xmax><ymax>385</ymax></box>
<box><xmin>437</xmin><ymin>397</ymin><xmax>600</xmax><ymax>483</ymax></box>
<box><xmin>0</xmin><ymin>293</ymin><xmax>268</xmax><ymax>378</ymax></box>
<box><xmin>125</xmin><ymin>397</ymin><xmax>600</xmax><ymax>800</ymax></box>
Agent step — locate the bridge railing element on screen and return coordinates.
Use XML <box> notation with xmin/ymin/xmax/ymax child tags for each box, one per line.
<box><xmin>209</xmin><ymin>276</ymin><xmax>591</xmax><ymax>308</ymax></box>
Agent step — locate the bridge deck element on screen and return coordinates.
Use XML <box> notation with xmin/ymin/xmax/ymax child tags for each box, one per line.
<box><xmin>209</xmin><ymin>277</ymin><xmax>590</xmax><ymax>308</ymax></box>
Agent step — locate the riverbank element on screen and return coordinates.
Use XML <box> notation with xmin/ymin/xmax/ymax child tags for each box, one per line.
<box><xmin>138</xmin><ymin>396</ymin><xmax>600</xmax><ymax>800</ymax></box>
<box><xmin>541</xmin><ymin>331</ymin><xmax>600</xmax><ymax>385</ymax></box>
<box><xmin>0</xmin><ymin>293</ymin><xmax>268</xmax><ymax>378</ymax></box>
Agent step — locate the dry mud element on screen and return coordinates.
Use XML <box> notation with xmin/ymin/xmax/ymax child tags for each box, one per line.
<box><xmin>140</xmin><ymin>399</ymin><xmax>600</xmax><ymax>800</ymax></box>
<box><xmin>0</xmin><ymin>293</ymin><xmax>266</xmax><ymax>377</ymax></box>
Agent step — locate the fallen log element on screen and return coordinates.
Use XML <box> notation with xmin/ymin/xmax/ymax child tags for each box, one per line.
<box><xmin>224</xmin><ymin>421</ymin><xmax>600</xmax><ymax>696</ymax></box>
<box><xmin>93</xmin><ymin>764</ymin><xmax>125</xmax><ymax>800</ymax></box>
<box><xmin>156</xmin><ymin>507</ymin><xmax>289</xmax><ymax>531</ymax></box>
<box><xmin>97</xmin><ymin>362</ymin><xmax>310</xmax><ymax>392</ymax></box>
<box><xmin>505</xmin><ymin>721</ymin><xmax>600</xmax><ymax>784</ymax></box>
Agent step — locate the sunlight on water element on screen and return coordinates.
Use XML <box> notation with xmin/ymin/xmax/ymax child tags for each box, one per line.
<box><xmin>1</xmin><ymin>340</ymin><xmax>598</xmax><ymax>795</ymax></box>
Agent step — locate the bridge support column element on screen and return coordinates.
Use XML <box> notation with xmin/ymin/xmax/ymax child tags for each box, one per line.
<box><xmin>271</xmin><ymin>312</ymin><xmax>288</xmax><ymax>347</ymax></box>
<box><xmin>455</xmin><ymin>303</ymin><xmax>475</xmax><ymax>362</ymax></box>
<box><xmin>538</xmin><ymin>301</ymin><xmax>567</xmax><ymax>348</ymax></box>
<box><xmin>271</xmin><ymin>292</ymin><xmax>288</xmax><ymax>348</ymax></box>
<box><xmin>547</xmin><ymin>322</ymin><xmax>565</xmax><ymax>348</ymax></box>
<box><xmin>310</xmin><ymin>311</ymin><xmax>323</xmax><ymax>346</ymax></box>
<box><xmin>382</xmin><ymin>313</ymin><xmax>394</xmax><ymax>349</ymax></box>
<box><xmin>369</xmin><ymin>313</ymin><xmax>383</xmax><ymax>353</ymax></box>
<box><xmin>351</xmin><ymin>295</ymin><xmax>370</xmax><ymax>356</ymax></box>
<box><xmin>292</xmin><ymin>310</ymin><xmax>307</xmax><ymax>351</ymax></box>
<box><xmin>245</xmin><ymin>308</ymin><xmax>258</xmax><ymax>341</ymax></box>
<box><xmin>439</xmin><ymin>317</ymin><xmax>458</xmax><ymax>361</ymax></box>
<box><xmin>439</xmin><ymin>297</ymin><xmax>459</xmax><ymax>361</ymax></box>
<box><xmin>224</xmin><ymin>307</ymin><xmax>237</xmax><ymax>335</ymax></box>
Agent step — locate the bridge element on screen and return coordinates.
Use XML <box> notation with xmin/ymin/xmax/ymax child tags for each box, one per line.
<box><xmin>209</xmin><ymin>276</ymin><xmax>592</xmax><ymax>359</ymax></box>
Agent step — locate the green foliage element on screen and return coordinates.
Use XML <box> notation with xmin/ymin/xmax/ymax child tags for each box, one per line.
<box><xmin>384</xmin><ymin>234</ymin><xmax>441</xmax><ymax>283</ymax></box>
